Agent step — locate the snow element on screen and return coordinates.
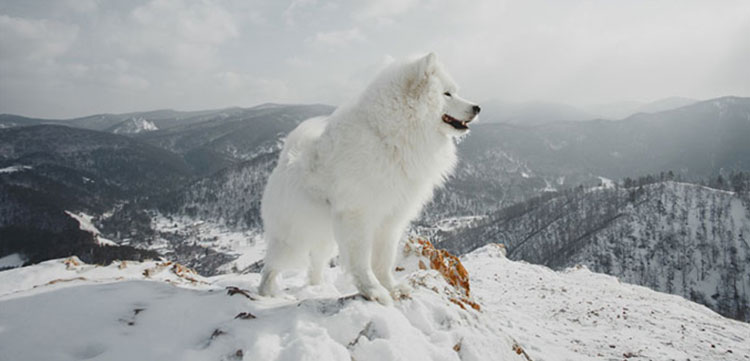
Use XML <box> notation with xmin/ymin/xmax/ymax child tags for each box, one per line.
<box><xmin>111</xmin><ymin>117</ymin><xmax>158</xmax><ymax>134</ymax></box>
<box><xmin>433</xmin><ymin>215</ymin><xmax>486</xmax><ymax>232</ymax></box>
<box><xmin>65</xmin><ymin>211</ymin><xmax>117</xmax><ymax>246</ymax></box>
<box><xmin>0</xmin><ymin>165</ymin><xmax>32</xmax><ymax>174</ymax></box>
<box><xmin>0</xmin><ymin>253</ymin><xmax>26</xmax><ymax>270</ymax></box>
<box><xmin>150</xmin><ymin>214</ymin><xmax>266</xmax><ymax>272</ymax></box>
<box><xmin>588</xmin><ymin>176</ymin><xmax>615</xmax><ymax>191</ymax></box>
<box><xmin>0</xmin><ymin>247</ymin><xmax>524</xmax><ymax>361</ymax></box>
<box><xmin>542</xmin><ymin>179</ymin><xmax>557</xmax><ymax>192</ymax></box>
<box><xmin>597</xmin><ymin>176</ymin><xmax>615</xmax><ymax>189</ymax></box>
<box><xmin>1</xmin><ymin>243</ymin><xmax>748</xmax><ymax>361</ymax></box>
<box><xmin>463</xmin><ymin>245</ymin><xmax>750</xmax><ymax>360</ymax></box>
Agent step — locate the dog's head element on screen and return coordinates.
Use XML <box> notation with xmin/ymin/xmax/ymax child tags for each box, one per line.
<box><xmin>408</xmin><ymin>53</ymin><xmax>480</xmax><ymax>137</ymax></box>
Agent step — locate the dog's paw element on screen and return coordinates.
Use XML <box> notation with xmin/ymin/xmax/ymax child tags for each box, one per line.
<box><xmin>389</xmin><ymin>282</ymin><xmax>413</xmax><ymax>299</ymax></box>
<box><xmin>361</xmin><ymin>285</ymin><xmax>393</xmax><ymax>306</ymax></box>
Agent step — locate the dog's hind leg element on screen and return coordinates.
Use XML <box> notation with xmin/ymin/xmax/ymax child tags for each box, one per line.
<box><xmin>308</xmin><ymin>240</ymin><xmax>334</xmax><ymax>285</ymax></box>
<box><xmin>258</xmin><ymin>266</ymin><xmax>280</xmax><ymax>296</ymax></box>
<box><xmin>258</xmin><ymin>234</ymin><xmax>290</xmax><ymax>297</ymax></box>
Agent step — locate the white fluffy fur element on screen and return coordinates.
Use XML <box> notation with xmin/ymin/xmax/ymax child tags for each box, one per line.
<box><xmin>258</xmin><ymin>53</ymin><xmax>479</xmax><ymax>305</ymax></box>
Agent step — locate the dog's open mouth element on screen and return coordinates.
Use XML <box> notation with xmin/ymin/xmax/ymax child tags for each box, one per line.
<box><xmin>442</xmin><ymin>114</ymin><xmax>470</xmax><ymax>130</ymax></box>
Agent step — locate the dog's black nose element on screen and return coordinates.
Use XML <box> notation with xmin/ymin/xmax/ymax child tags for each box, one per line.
<box><xmin>473</xmin><ymin>105</ymin><xmax>481</xmax><ymax>114</ymax></box>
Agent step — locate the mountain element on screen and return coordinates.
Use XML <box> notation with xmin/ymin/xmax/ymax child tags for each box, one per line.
<box><xmin>107</xmin><ymin>117</ymin><xmax>158</xmax><ymax>134</ymax></box>
<box><xmin>584</xmin><ymin>100</ymin><xmax>645</xmax><ymax>120</ymax></box>
<box><xmin>586</xmin><ymin>96</ymin><xmax>698</xmax><ymax>120</ymax></box>
<box><xmin>158</xmin><ymin>152</ymin><xmax>278</xmax><ymax>230</ymax></box>
<box><xmin>59</xmin><ymin>108</ymin><xmax>249</xmax><ymax>132</ymax></box>
<box><xmin>0</xmin><ymin>114</ymin><xmax>50</xmax><ymax>129</ymax></box>
<box><xmin>97</xmin><ymin>97</ymin><xmax>750</xmax><ymax>279</ymax></box>
<box><xmin>481</xmin><ymin>99</ymin><xmax>596</xmax><ymax>125</ymax></box>
<box><xmin>433</xmin><ymin>178</ymin><xmax>750</xmax><ymax>321</ymax></box>
<box><xmin>133</xmin><ymin>104</ymin><xmax>333</xmax><ymax>175</ymax></box>
<box><xmin>2</xmin><ymin>97</ymin><xmax>749</xmax><ymax>322</ymax></box>
<box><xmin>636</xmin><ymin>96</ymin><xmax>698</xmax><ymax>114</ymax></box>
<box><xmin>94</xmin><ymin>153</ymin><xmax>279</xmax><ymax>275</ymax></box>
<box><xmin>477</xmin><ymin>96</ymin><xmax>749</xmax><ymax>179</ymax></box>
<box><xmin>422</xmin><ymin>96</ymin><xmax>750</xmax><ymax>224</ymax></box>
<box><xmin>1</xmin><ymin>244</ymin><xmax>748</xmax><ymax>360</ymax></box>
<box><xmin>0</xmin><ymin>125</ymin><xmax>190</xmax><ymax>264</ymax></box>
<box><xmin>0</xmin><ymin>104</ymin><xmax>335</xmax><ymax>269</ymax></box>
<box><xmin>0</xmin><ymin>125</ymin><xmax>192</xmax><ymax>197</ymax></box>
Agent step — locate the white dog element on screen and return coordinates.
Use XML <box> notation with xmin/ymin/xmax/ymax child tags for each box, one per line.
<box><xmin>258</xmin><ymin>53</ymin><xmax>480</xmax><ymax>305</ymax></box>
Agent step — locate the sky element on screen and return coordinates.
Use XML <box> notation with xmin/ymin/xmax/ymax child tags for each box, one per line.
<box><xmin>0</xmin><ymin>0</ymin><xmax>749</xmax><ymax>118</ymax></box>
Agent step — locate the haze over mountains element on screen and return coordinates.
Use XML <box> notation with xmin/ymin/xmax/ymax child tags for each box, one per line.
<box><xmin>479</xmin><ymin>96</ymin><xmax>699</xmax><ymax>125</ymax></box>
<box><xmin>1</xmin><ymin>95</ymin><xmax>749</xmax><ymax>321</ymax></box>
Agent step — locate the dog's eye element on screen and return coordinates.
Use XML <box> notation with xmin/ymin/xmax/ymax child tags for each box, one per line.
<box><xmin>443</xmin><ymin>92</ymin><xmax>452</xmax><ymax>97</ymax></box>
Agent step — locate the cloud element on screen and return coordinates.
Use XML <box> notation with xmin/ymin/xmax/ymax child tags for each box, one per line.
<box><xmin>211</xmin><ymin>71</ymin><xmax>291</xmax><ymax>105</ymax></box>
<box><xmin>64</xmin><ymin>0</ymin><xmax>99</xmax><ymax>13</ymax></box>
<box><xmin>355</xmin><ymin>0</ymin><xmax>421</xmax><ymax>21</ymax></box>
<box><xmin>1</xmin><ymin>0</ymin><xmax>748</xmax><ymax>118</ymax></box>
<box><xmin>0</xmin><ymin>14</ymin><xmax>78</xmax><ymax>63</ymax></box>
<box><xmin>285</xmin><ymin>56</ymin><xmax>313</xmax><ymax>68</ymax></box>
<box><xmin>115</xmin><ymin>0</ymin><xmax>239</xmax><ymax>70</ymax></box>
<box><xmin>308</xmin><ymin>27</ymin><xmax>365</xmax><ymax>48</ymax></box>
<box><xmin>283</xmin><ymin>0</ymin><xmax>318</xmax><ymax>26</ymax></box>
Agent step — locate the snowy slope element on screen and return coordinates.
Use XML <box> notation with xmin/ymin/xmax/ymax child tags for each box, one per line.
<box><xmin>1</xmin><ymin>242</ymin><xmax>748</xmax><ymax>361</ymax></box>
<box><xmin>66</xmin><ymin>211</ymin><xmax>117</xmax><ymax>246</ymax></box>
<box><xmin>108</xmin><ymin>117</ymin><xmax>158</xmax><ymax>134</ymax></box>
<box><xmin>440</xmin><ymin>180</ymin><xmax>750</xmax><ymax>322</ymax></box>
<box><xmin>464</xmin><ymin>246</ymin><xmax>749</xmax><ymax>360</ymax></box>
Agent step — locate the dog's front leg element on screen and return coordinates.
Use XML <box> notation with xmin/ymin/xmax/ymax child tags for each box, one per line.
<box><xmin>333</xmin><ymin>210</ymin><xmax>393</xmax><ymax>306</ymax></box>
<box><xmin>373</xmin><ymin>214</ymin><xmax>413</xmax><ymax>298</ymax></box>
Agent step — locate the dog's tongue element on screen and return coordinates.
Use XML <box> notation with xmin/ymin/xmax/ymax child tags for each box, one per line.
<box><xmin>442</xmin><ymin>114</ymin><xmax>468</xmax><ymax>130</ymax></box>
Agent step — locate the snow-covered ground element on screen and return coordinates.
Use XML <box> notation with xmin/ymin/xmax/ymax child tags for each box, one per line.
<box><xmin>463</xmin><ymin>246</ymin><xmax>749</xmax><ymax>360</ymax></box>
<box><xmin>1</xmin><ymin>243</ymin><xmax>748</xmax><ymax>361</ymax></box>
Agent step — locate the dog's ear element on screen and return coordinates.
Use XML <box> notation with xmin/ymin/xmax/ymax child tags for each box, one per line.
<box><xmin>407</xmin><ymin>52</ymin><xmax>438</xmax><ymax>97</ymax></box>
<box><xmin>416</xmin><ymin>52</ymin><xmax>438</xmax><ymax>77</ymax></box>
<box><xmin>423</xmin><ymin>52</ymin><xmax>437</xmax><ymax>74</ymax></box>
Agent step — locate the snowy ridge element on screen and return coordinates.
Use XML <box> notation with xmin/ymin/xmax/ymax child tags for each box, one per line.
<box><xmin>110</xmin><ymin>117</ymin><xmax>158</xmax><ymax>134</ymax></box>
<box><xmin>1</xmin><ymin>241</ymin><xmax>749</xmax><ymax>360</ymax></box>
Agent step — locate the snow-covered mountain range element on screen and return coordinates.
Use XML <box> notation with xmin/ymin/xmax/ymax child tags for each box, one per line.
<box><xmin>2</xmin><ymin>96</ymin><xmax>750</xmax><ymax>325</ymax></box>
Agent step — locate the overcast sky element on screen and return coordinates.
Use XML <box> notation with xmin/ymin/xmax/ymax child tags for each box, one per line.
<box><xmin>1</xmin><ymin>0</ymin><xmax>749</xmax><ymax>118</ymax></box>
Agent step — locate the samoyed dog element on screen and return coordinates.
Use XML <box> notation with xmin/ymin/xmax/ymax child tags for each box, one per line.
<box><xmin>259</xmin><ymin>53</ymin><xmax>480</xmax><ymax>305</ymax></box>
